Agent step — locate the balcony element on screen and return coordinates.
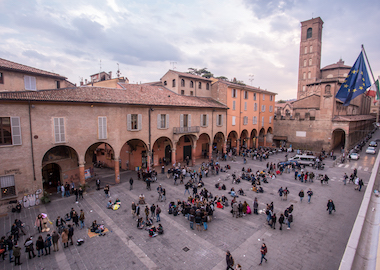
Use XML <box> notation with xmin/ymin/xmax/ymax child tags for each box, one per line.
<box><xmin>173</xmin><ymin>126</ymin><xmax>200</xmax><ymax>134</ymax></box>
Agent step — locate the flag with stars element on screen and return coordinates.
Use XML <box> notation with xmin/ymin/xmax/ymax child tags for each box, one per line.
<box><xmin>335</xmin><ymin>51</ymin><xmax>371</xmax><ymax>106</ymax></box>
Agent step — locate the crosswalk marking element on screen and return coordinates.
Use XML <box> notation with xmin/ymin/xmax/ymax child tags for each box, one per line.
<box><xmin>364</xmin><ymin>167</ymin><xmax>369</xmax><ymax>171</ymax></box>
<box><xmin>338</xmin><ymin>164</ymin><xmax>344</xmax><ymax>168</ymax></box>
<box><xmin>358</xmin><ymin>166</ymin><xmax>362</xmax><ymax>170</ymax></box>
<box><xmin>344</xmin><ymin>164</ymin><xmax>350</xmax><ymax>168</ymax></box>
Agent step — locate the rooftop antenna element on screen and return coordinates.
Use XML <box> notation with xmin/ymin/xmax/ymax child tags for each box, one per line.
<box><xmin>249</xmin><ymin>74</ymin><xmax>254</xmax><ymax>86</ymax></box>
<box><xmin>170</xmin><ymin>62</ymin><xmax>177</xmax><ymax>70</ymax></box>
<box><xmin>99</xmin><ymin>60</ymin><xmax>102</xmax><ymax>81</ymax></box>
<box><xmin>116</xmin><ymin>63</ymin><xmax>121</xmax><ymax>78</ymax></box>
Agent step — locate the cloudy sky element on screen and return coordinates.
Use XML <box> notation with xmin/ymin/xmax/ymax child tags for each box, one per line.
<box><xmin>1</xmin><ymin>0</ymin><xmax>379</xmax><ymax>100</ymax></box>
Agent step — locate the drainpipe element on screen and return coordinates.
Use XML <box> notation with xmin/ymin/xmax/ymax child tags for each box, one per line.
<box><xmin>28</xmin><ymin>101</ymin><xmax>36</xmax><ymax>181</ymax></box>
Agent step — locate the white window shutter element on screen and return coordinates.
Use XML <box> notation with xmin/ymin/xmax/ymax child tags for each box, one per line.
<box><xmin>54</xmin><ymin>118</ymin><xmax>59</xmax><ymax>142</ymax></box>
<box><xmin>166</xmin><ymin>114</ymin><xmax>169</xmax><ymax>129</ymax></box>
<box><xmin>180</xmin><ymin>114</ymin><xmax>183</xmax><ymax>128</ymax></box>
<box><xmin>102</xmin><ymin>117</ymin><xmax>107</xmax><ymax>139</ymax></box>
<box><xmin>127</xmin><ymin>114</ymin><xmax>131</xmax><ymax>131</ymax></box>
<box><xmin>157</xmin><ymin>114</ymin><xmax>161</xmax><ymax>129</ymax></box>
<box><xmin>31</xmin><ymin>76</ymin><xmax>36</xmax><ymax>90</ymax></box>
<box><xmin>98</xmin><ymin>117</ymin><xmax>102</xmax><ymax>139</ymax></box>
<box><xmin>188</xmin><ymin>114</ymin><xmax>191</xmax><ymax>127</ymax></box>
<box><xmin>222</xmin><ymin>114</ymin><xmax>224</xmax><ymax>126</ymax></box>
<box><xmin>232</xmin><ymin>116</ymin><xmax>236</xmax><ymax>126</ymax></box>
<box><xmin>59</xmin><ymin>118</ymin><xmax>65</xmax><ymax>142</ymax></box>
<box><xmin>138</xmin><ymin>114</ymin><xmax>142</xmax><ymax>130</ymax></box>
<box><xmin>200</xmin><ymin>114</ymin><xmax>203</xmax><ymax>127</ymax></box>
<box><xmin>231</xmin><ymin>90</ymin><xmax>233</xmax><ymax>97</ymax></box>
<box><xmin>244</xmin><ymin>102</ymin><xmax>247</xmax><ymax>111</ymax></box>
<box><xmin>206</xmin><ymin>114</ymin><xmax>209</xmax><ymax>127</ymax></box>
<box><xmin>10</xmin><ymin>117</ymin><xmax>22</xmax><ymax>145</ymax></box>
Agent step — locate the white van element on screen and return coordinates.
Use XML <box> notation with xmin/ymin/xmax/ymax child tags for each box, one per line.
<box><xmin>288</xmin><ymin>154</ymin><xmax>316</xmax><ymax>166</ymax></box>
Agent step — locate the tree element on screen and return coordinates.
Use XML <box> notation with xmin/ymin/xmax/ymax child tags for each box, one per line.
<box><xmin>187</xmin><ymin>68</ymin><xmax>214</xmax><ymax>78</ymax></box>
<box><xmin>277</xmin><ymin>100</ymin><xmax>286</xmax><ymax>103</ymax></box>
<box><xmin>216</xmin><ymin>76</ymin><xmax>228</xmax><ymax>81</ymax></box>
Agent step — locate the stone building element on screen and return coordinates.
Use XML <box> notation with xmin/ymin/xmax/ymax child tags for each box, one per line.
<box><xmin>274</xmin><ymin>17</ymin><xmax>374</xmax><ymax>151</ymax></box>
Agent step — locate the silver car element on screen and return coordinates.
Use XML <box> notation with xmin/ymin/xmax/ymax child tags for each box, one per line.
<box><xmin>366</xmin><ymin>147</ymin><xmax>376</xmax><ymax>154</ymax></box>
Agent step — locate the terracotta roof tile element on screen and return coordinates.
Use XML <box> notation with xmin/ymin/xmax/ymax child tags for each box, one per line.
<box><xmin>164</xmin><ymin>70</ymin><xmax>213</xmax><ymax>81</ymax></box>
<box><xmin>215</xmin><ymin>80</ymin><xmax>277</xmax><ymax>95</ymax></box>
<box><xmin>0</xmin><ymin>58</ymin><xmax>66</xmax><ymax>79</ymax></box>
<box><xmin>0</xmin><ymin>84</ymin><xmax>228</xmax><ymax>109</ymax></box>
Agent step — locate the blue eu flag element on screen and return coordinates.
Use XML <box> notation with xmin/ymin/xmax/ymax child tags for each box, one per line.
<box><xmin>335</xmin><ymin>51</ymin><xmax>371</xmax><ymax>106</ymax></box>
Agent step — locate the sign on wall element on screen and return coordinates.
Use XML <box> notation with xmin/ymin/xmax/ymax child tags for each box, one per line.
<box><xmin>296</xmin><ymin>131</ymin><xmax>306</xmax><ymax>137</ymax></box>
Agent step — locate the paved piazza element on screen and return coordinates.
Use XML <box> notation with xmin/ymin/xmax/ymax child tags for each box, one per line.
<box><xmin>1</xmin><ymin>145</ymin><xmax>375</xmax><ymax>270</ymax></box>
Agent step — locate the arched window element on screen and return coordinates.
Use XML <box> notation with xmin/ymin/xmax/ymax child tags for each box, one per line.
<box><xmin>309</xmin><ymin>58</ymin><xmax>312</xmax><ymax>66</ymax></box>
<box><xmin>310</xmin><ymin>45</ymin><xmax>313</xmax><ymax>53</ymax></box>
<box><xmin>304</xmin><ymin>46</ymin><xmax>307</xmax><ymax>54</ymax></box>
<box><xmin>198</xmin><ymin>82</ymin><xmax>202</xmax><ymax>89</ymax></box>
<box><xmin>181</xmin><ymin>79</ymin><xmax>185</xmax><ymax>87</ymax></box>
<box><xmin>303</xmin><ymin>73</ymin><xmax>306</xmax><ymax>79</ymax></box>
<box><xmin>190</xmin><ymin>81</ymin><xmax>194</xmax><ymax>88</ymax></box>
<box><xmin>303</xmin><ymin>59</ymin><xmax>306</xmax><ymax>67</ymax></box>
<box><xmin>302</xmin><ymin>85</ymin><xmax>306</xmax><ymax>91</ymax></box>
<box><xmin>164</xmin><ymin>81</ymin><xmax>167</xmax><ymax>86</ymax></box>
<box><xmin>206</xmin><ymin>83</ymin><xmax>209</xmax><ymax>90</ymax></box>
<box><xmin>308</xmin><ymin>72</ymin><xmax>311</xmax><ymax>79</ymax></box>
<box><xmin>172</xmin><ymin>79</ymin><xmax>176</xmax><ymax>87</ymax></box>
<box><xmin>325</xmin><ymin>85</ymin><xmax>331</xmax><ymax>95</ymax></box>
<box><xmin>307</xmin><ymin>27</ymin><xmax>312</xmax><ymax>39</ymax></box>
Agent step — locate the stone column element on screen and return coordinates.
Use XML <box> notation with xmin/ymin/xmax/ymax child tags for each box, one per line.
<box><xmin>114</xmin><ymin>158</ymin><xmax>120</xmax><ymax>184</ymax></box>
<box><xmin>79</xmin><ymin>162</ymin><xmax>85</xmax><ymax>185</ymax></box>
<box><xmin>263</xmin><ymin>135</ymin><xmax>267</xmax><ymax>147</ymax></box>
<box><xmin>192</xmin><ymin>146</ymin><xmax>196</xmax><ymax>166</ymax></box>
<box><xmin>246</xmin><ymin>137</ymin><xmax>250</xmax><ymax>149</ymax></box>
<box><xmin>345</xmin><ymin>133</ymin><xmax>349</xmax><ymax>152</ymax></box>
<box><xmin>171</xmin><ymin>148</ymin><xmax>176</xmax><ymax>166</ymax></box>
<box><xmin>223</xmin><ymin>140</ymin><xmax>227</xmax><ymax>154</ymax></box>
<box><xmin>255</xmin><ymin>137</ymin><xmax>258</xmax><ymax>148</ymax></box>
<box><xmin>208</xmin><ymin>144</ymin><xmax>212</xmax><ymax>161</ymax></box>
<box><xmin>236</xmin><ymin>139</ymin><xmax>240</xmax><ymax>155</ymax></box>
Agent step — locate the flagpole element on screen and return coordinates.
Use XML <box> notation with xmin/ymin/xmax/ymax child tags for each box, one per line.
<box><xmin>362</xmin><ymin>45</ymin><xmax>379</xmax><ymax>124</ymax></box>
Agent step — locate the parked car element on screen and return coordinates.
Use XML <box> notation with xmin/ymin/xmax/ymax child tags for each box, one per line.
<box><xmin>366</xmin><ymin>147</ymin><xmax>376</xmax><ymax>154</ymax></box>
<box><xmin>278</xmin><ymin>160</ymin><xmax>300</xmax><ymax>167</ymax></box>
<box><xmin>369</xmin><ymin>141</ymin><xmax>378</xmax><ymax>147</ymax></box>
<box><xmin>349</xmin><ymin>153</ymin><xmax>360</xmax><ymax>160</ymax></box>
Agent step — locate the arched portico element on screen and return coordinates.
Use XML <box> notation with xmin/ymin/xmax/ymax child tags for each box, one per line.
<box><xmin>250</xmin><ymin>129</ymin><xmax>258</xmax><ymax>149</ymax></box>
<box><xmin>176</xmin><ymin>134</ymin><xmax>197</xmax><ymax>166</ymax></box>
<box><xmin>258</xmin><ymin>128</ymin><xmax>266</xmax><ymax>147</ymax></box>
<box><xmin>266</xmin><ymin>127</ymin><xmax>273</xmax><ymax>146</ymax></box>
<box><xmin>240</xmin><ymin>129</ymin><xmax>249</xmax><ymax>149</ymax></box>
<box><xmin>213</xmin><ymin>132</ymin><xmax>226</xmax><ymax>154</ymax></box>
<box><xmin>195</xmin><ymin>133</ymin><xmax>211</xmax><ymax>161</ymax></box>
<box><xmin>42</xmin><ymin>145</ymin><xmax>80</xmax><ymax>188</ymax></box>
<box><xmin>120</xmin><ymin>139</ymin><xmax>149</xmax><ymax>171</ymax></box>
<box><xmin>227</xmin><ymin>131</ymin><xmax>239</xmax><ymax>155</ymax></box>
<box><xmin>332</xmin><ymin>128</ymin><xmax>346</xmax><ymax>150</ymax></box>
<box><xmin>152</xmin><ymin>137</ymin><xmax>173</xmax><ymax>167</ymax></box>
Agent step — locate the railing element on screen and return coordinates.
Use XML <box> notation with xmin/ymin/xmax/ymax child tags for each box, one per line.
<box><xmin>173</xmin><ymin>126</ymin><xmax>200</xmax><ymax>134</ymax></box>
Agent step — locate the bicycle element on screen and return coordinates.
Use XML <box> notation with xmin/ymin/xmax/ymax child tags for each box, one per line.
<box><xmin>6</xmin><ymin>223</ymin><xmax>30</xmax><ymax>238</ymax></box>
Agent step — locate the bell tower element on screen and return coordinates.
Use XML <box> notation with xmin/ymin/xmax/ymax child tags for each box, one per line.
<box><xmin>297</xmin><ymin>17</ymin><xmax>323</xmax><ymax>99</ymax></box>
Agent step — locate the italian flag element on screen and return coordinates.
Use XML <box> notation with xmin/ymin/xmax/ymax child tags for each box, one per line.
<box><xmin>367</xmin><ymin>79</ymin><xmax>380</xmax><ymax>103</ymax></box>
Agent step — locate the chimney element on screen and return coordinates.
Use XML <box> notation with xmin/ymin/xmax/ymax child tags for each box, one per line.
<box><xmin>80</xmin><ymin>81</ymin><xmax>83</xmax><ymax>86</ymax></box>
<box><xmin>109</xmin><ymin>71</ymin><xmax>112</xmax><ymax>79</ymax></box>
<box><xmin>85</xmin><ymin>79</ymin><xmax>88</xmax><ymax>84</ymax></box>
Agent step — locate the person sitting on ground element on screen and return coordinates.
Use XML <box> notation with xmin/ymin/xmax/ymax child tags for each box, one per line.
<box><xmin>137</xmin><ymin>217</ymin><xmax>145</xmax><ymax>229</ymax></box>
<box><xmin>139</xmin><ymin>194</ymin><xmax>145</xmax><ymax>205</ymax></box>
<box><xmin>149</xmin><ymin>226</ymin><xmax>157</xmax><ymax>237</ymax></box>
<box><xmin>252</xmin><ymin>184</ymin><xmax>257</xmax><ymax>192</ymax></box>
<box><xmin>107</xmin><ymin>200</ymin><xmax>113</xmax><ymax>209</ymax></box>
<box><xmin>216</xmin><ymin>200</ymin><xmax>224</xmax><ymax>209</ymax></box>
<box><xmin>238</xmin><ymin>188</ymin><xmax>245</xmax><ymax>196</ymax></box>
<box><xmin>257</xmin><ymin>186</ymin><xmax>264</xmax><ymax>193</ymax></box>
<box><xmin>230</xmin><ymin>188</ymin><xmax>238</xmax><ymax>198</ymax></box>
<box><xmin>221</xmin><ymin>184</ymin><xmax>226</xmax><ymax>190</ymax></box>
<box><xmin>145</xmin><ymin>218</ymin><xmax>154</xmax><ymax>227</ymax></box>
<box><xmin>15</xmin><ymin>202</ymin><xmax>22</xmax><ymax>213</ymax></box>
<box><xmin>91</xmin><ymin>220</ymin><xmax>105</xmax><ymax>235</ymax></box>
<box><xmin>157</xmin><ymin>224</ymin><xmax>164</xmax><ymax>234</ymax></box>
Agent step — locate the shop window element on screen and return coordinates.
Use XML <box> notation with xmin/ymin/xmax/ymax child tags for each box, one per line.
<box><xmin>1</xmin><ymin>175</ymin><xmax>16</xmax><ymax>198</ymax></box>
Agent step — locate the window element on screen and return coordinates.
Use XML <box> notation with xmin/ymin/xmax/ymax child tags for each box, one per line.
<box><xmin>232</xmin><ymin>100</ymin><xmax>236</xmax><ymax>110</ymax></box>
<box><xmin>0</xmin><ymin>175</ymin><xmax>16</xmax><ymax>198</ymax></box>
<box><xmin>303</xmin><ymin>59</ymin><xmax>306</xmax><ymax>67</ymax></box>
<box><xmin>254</xmin><ymin>103</ymin><xmax>257</xmax><ymax>111</ymax></box>
<box><xmin>307</xmin><ymin>27</ymin><xmax>312</xmax><ymax>39</ymax></box>
<box><xmin>206</xmin><ymin>83</ymin><xmax>210</xmax><ymax>90</ymax></box>
<box><xmin>181</xmin><ymin>79</ymin><xmax>185</xmax><ymax>87</ymax></box>
<box><xmin>310</xmin><ymin>45</ymin><xmax>313</xmax><ymax>53</ymax></box>
<box><xmin>270</xmin><ymin>95</ymin><xmax>273</xmax><ymax>101</ymax></box>
<box><xmin>303</xmin><ymin>73</ymin><xmax>306</xmax><ymax>80</ymax></box>
<box><xmin>201</xmin><ymin>114</ymin><xmax>208</xmax><ymax>127</ymax></box>
<box><xmin>253</xmin><ymin>116</ymin><xmax>257</xmax><ymax>125</ymax></box>
<box><xmin>243</xmin><ymin>116</ymin><xmax>248</xmax><ymax>125</ymax></box>
<box><xmin>180</xmin><ymin>114</ymin><xmax>191</xmax><ymax>128</ymax></box>
<box><xmin>308</xmin><ymin>72</ymin><xmax>311</xmax><ymax>79</ymax></box>
<box><xmin>261</xmin><ymin>105</ymin><xmax>266</xmax><ymax>112</ymax></box>
<box><xmin>190</xmin><ymin>91</ymin><xmax>194</xmax><ymax>96</ymax></box>
<box><xmin>263</xmin><ymin>94</ymin><xmax>265</xmax><ymax>100</ymax></box>
<box><xmin>198</xmin><ymin>82</ymin><xmax>202</xmax><ymax>89</ymax></box>
<box><xmin>56</xmin><ymin>81</ymin><xmax>60</xmax><ymax>89</ymax></box>
<box><xmin>24</xmin><ymin>76</ymin><xmax>36</xmax><ymax>90</ymax></box>
<box><xmin>0</xmin><ymin>117</ymin><xmax>12</xmax><ymax>145</ymax></box>
<box><xmin>54</xmin><ymin>117</ymin><xmax>65</xmax><ymax>143</ymax></box>
<box><xmin>127</xmin><ymin>114</ymin><xmax>142</xmax><ymax>131</ymax></box>
<box><xmin>304</xmin><ymin>46</ymin><xmax>307</xmax><ymax>54</ymax></box>
<box><xmin>190</xmin><ymin>81</ymin><xmax>194</xmax><ymax>88</ymax></box>
<box><xmin>269</xmin><ymin>116</ymin><xmax>272</xmax><ymax>124</ymax></box>
<box><xmin>253</xmin><ymin>93</ymin><xmax>257</xmax><ymax>101</ymax></box>
<box><xmin>262</xmin><ymin>116</ymin><xmax>264</xmax><ymax>127</ymax></box>
<box><xmin>244</xmin><ymin>91</ymin><xmax>248</xmax><ymax>99</ymax></box>
<box><xmin>157</xmin><ymin>114</ymin><xmax>169</xmax><ymax>129</ymax></box>
<box><xmin>232</xmin><ymin>116</ymin><xmax>236</xmax><ymax>126</ymax></box>
<box><xmin>309</xmin><ymin>59</ymin><xmax>312</xmax><ymax>66</ymax></box>
<box><xmin>0</xmin><ymin>72</ymin><xmax>3</xmax><ymax>84</ymax></box>
<box><xmin>269</xmin><ymin>106</ymin><xmax>273</xmax><ymax>112</ymax></box>
<box><xmin>325</xmin><ymin>85</ymin><xmax>331</xmax><ymax>95</ymax></box>
<box><xmin>232</xmin><ymin>89</ymin><xmax>237</xmax><ymax>98</ymax></box>
<box><xmin>217</xmin><ymin>114</ymin><xmax>223</xmax><ymax>126</ymax></box>
<box><xmin>164</xmin><ymin>81</ymin><xmax>167</xmax><ymax>86</ymax></box>
<box><xmin>98</xmin><ymin>117</ymin><xmax>107</xmax><ymax>139</ymax></box>
<box><xmin>172</xmin><ymin>79</ymin><xmax>176</xmax><ymax>87</ymax></box>
<box><xmin>181</xmin><ymin>90</ymin><xmax>185</xmax><ymax>95</ymax></box>
<box><xmin>244</xmin><ymin>102</ymin><xmax>247</xmax><ymax>111</ymax></box>
<box><xmin>303</xmin><ymin>85</ymin><xmax>306</xmax><ymax>91</ymax></box>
